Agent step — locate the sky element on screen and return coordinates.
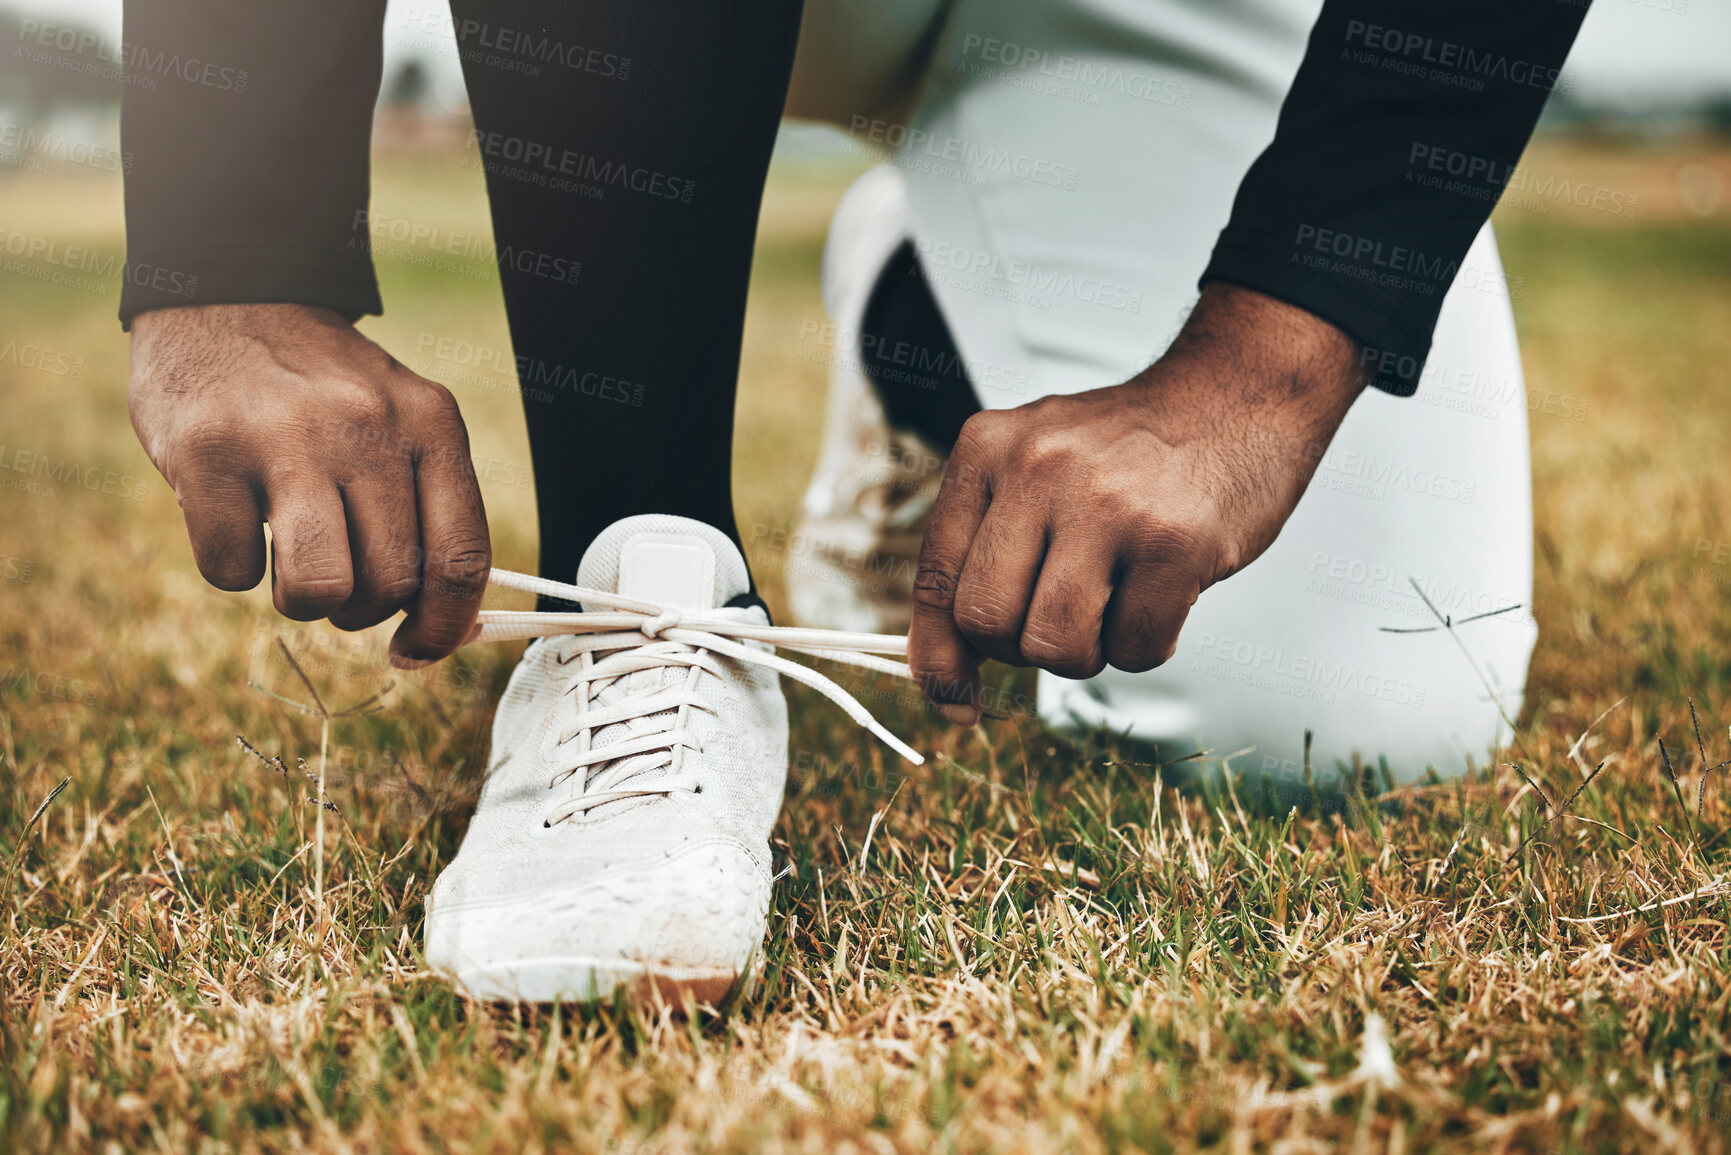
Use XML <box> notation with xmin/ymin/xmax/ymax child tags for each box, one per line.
<box><xmin>15</xmin><ymin>0</ymin><xmax>1730</xmax><ymax>108</ymax></box>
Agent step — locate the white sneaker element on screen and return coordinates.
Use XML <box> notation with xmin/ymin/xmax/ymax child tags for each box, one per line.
<box><xmin>790</xmin><ymin>164</ymin><xmax>945</xmax><ymax>635</ymax></box>
<box><xmin>425</xmin><ymin>514</ymin><xmax>918</xmax><ymax>1003</ymax></box>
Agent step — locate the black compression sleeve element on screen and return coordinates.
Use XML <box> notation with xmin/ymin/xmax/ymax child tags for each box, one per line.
<box><xmin>119</xmin><ymin>0</ymin><xmax>386</xmax><ymax>328</ymax></box>
<box><xmin>1199</xmin><ymin>1</ymin><xmax>1590</xmax><ymax>395</ymax></box>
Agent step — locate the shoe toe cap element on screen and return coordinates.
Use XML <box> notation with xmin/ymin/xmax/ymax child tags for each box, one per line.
<box><xmin>425</xmin><ymin>837</ymin><xmax>771</xmax><ymax>984</ymax></box>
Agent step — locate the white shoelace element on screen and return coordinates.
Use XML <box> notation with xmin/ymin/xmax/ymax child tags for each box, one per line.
<box><xmin>468</xmin><ymin>568</ymin><xmax>924</xmax><ymax>825</ymax></box>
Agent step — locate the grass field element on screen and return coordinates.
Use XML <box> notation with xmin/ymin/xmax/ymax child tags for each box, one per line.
<box><xmin>3</xmin><ymin>133</ymin><xmax>1731</xmax><ymax>1153</ymax></box>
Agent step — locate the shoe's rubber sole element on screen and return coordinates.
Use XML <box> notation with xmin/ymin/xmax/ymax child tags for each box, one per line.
<box><xmin>444</xmin><ymin>956</ymin><xmax>743</xmax><ymax>1006</ymax></box>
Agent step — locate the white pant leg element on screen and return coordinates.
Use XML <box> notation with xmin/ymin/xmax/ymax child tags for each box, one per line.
<box><xmin>893</xmin><ymin>0</ymin><xmax>1327</xmax><ymax>405</ymax></box>
<box><xmin>797</xmin><ymin>0</ymin><xmax>1538</xmax><ymax>782</ymax></box>
<box><xmin>1039</xmin><ymin>228</ymin><xmax>1536</xmax><ymax>786</ymax></box>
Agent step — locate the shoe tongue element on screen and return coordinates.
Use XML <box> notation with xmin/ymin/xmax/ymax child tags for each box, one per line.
<box><xmin>565</xmin><ymin>516</ymin><xmax>751</xmax><ymax>811</ymax></box>
<box><xmin>575</xmin><ymin>515</ymin><xmax>751</xmax><ymax>610</ymax></box>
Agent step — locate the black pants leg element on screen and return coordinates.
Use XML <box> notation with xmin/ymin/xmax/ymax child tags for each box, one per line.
<box><xmin>448</xmin><ymin>0</ymin><xmax>803</xmax><ymax>598</ymax></box>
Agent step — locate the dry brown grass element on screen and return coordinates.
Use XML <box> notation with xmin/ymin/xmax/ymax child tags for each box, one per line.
<box><xmin>2</xmin><ymin>136</ymin><xmax>1731</xmax><ymax>1154</ymax></box>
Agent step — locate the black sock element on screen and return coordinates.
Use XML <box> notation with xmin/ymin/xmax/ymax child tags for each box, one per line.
<box><xmin>450</xmin><ymin>0</ymin><xmax>803</xmax><ymax>604</ymax></box>
<box><xmin>857</xmin><ymin>241</ymin><xmax>983</xmax><ymax>453</ymax></box>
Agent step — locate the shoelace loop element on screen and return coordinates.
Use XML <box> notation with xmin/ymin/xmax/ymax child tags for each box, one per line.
<box><xmin>467</xmin><ymin>569</ymin><xmax>925</xmax><ymax>826</ymax></box>
<box><xmin>640</xmin><ymin>609</ymin><xmax>683</xmax><ymax>639</ymax></box>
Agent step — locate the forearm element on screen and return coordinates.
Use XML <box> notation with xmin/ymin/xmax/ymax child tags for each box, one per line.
<box><xmin>120</xmin><ymin>0</ymin><xmax>388</xmax><ymax>327</ymax></box>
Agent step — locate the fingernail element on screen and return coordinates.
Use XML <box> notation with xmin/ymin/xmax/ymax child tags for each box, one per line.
<box><xmin>939</xmin><ymin>704</ymin><xmax>979</xmax><ymax>726</ymax></box>
<box><xmin>390</xmin><ymin>653</ymin><xmax>432</xmax><ymax>671</ymax></box>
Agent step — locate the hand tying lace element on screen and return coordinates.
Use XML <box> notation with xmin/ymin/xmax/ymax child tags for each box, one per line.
<box><xmin>468</xmin><ymin>569</ymin><xmax>924</xmax><ymax>826</ymax></box>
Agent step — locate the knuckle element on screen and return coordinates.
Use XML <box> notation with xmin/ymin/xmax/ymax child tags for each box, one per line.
<box><xmin>276</xmin><ymin>572</ymin><xmax>354</xmax><ymax>615</ymax></box>
<box><xmin>955</xmin><ymin>408</ymin><xmax>1000</xmax><ymax>443</ymax></box>
<box><xmin>1121</xmin><ymin>633</ymin><xmax>1181</xmax><ymax>673</ymax></box>
<box><xmin>1013</xmin><ymin>430</ymin><xmax>1074</xmax><ymax>470</ymax></box>
<box><xmin>1020</xmin><ymin>629</ymin><xmax>1103</xmax><ymax>679</ymax></box>
<box><xmin>172</xmin><ymin>418</ymin><xmax>235</xmax><ymax>459</ymax></box>
<box><xmin>1126</xmin><ymin>516</ymin><xmax>1198</xmax><ymax>563</ymax></box>
<box><xmin>368</xmin><ymin>572</ymin><xmax>423</xmax><ymax>605</ymax></box>
<box><xmin>1211</xmin><ymin>538</ymin><xmax>1246</xmax><ymax>581</ymax></box>
<box><xmin>354</xmin><ymin>536</ymin><xmax>421</xmax><ymax>581</ymax></box>
<box><xmin>1104</xmin><ymin>603</ymin><xmax>1185</xmax><ymax>674</ymax></box>
<box><xmin>424</xmin><ymin>543</ymin><xmax>491</xmax><ymax>598</ymax></box>
<box><xmin>328</xmin><ymin>604</ymin><xmax>394</xmax><ymax>634</ymax></box>
<box><xmin>171</xmin><ymin>422</ymin><xmax>257</xmax><ymax>482</ymax></box>
<box><xmin>204</xmin><ymin>567</ymin><xmax>259</xmax><ymax>593</ymax></box>
<box><xmin>1085</xmin><ymin>475</ymin><xmax>1148</xmax><ymax>520</ymax></box>
<box><xmin>198</xmin><ymin>550</ymin><xmax>262</xmax><ymax>593</ymax></box>
<box><xmin>952</xmin><ymin>410</ymin><xmax>1006</xmax><ymax>463</ymax></box>
<box><xmin>273</xmin><ymin>524</ymin><xmax>352</xmax><ymax>612</ymax></box>
<box><xmin>333</xmin><ymin>382</ymin><xmax>393</xmax><ymax>428</ymax></box>
<box><xmin>953</xmin><ymin>594</ymin><xmax>1021</xmax><ymax>646</ymax></box>
<box><xmin>408</xmin><ymin>380</ymin><xmax>465</xmax><ymax>428</ymax></box>
<box><xmin>1103</xmin><ymin>641</ymin><xmax>1167</xmax><ymax>675</ymax></box>
<box><xmin>911</xmin><ymin>562</ymin><xmax>960</xmax><ymax>610</ymax></box>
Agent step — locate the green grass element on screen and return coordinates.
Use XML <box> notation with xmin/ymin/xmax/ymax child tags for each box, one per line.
<box><xmin>3</xmin><ymin>139</ymin><xmax>1731</xmax><ymax>1152</ymax></box>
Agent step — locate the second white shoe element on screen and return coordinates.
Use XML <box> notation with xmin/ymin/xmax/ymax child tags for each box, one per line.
<box><xmin>790</xmin><ymin>164</ymin><xmax>944</xmax><ymax>635</ymax></box>
<box><xmin>425</xmin><ymin>514</ymin><xmax>919</xmax><ymax>1003</ymax></box>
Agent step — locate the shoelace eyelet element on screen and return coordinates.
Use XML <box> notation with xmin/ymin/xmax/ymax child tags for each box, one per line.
<box><xmin>473</xmin><ymin>567</ymin><xmax>923</xmax><ymax>809</ymax></box>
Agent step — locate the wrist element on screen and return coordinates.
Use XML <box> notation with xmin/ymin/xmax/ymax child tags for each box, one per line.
<box><xmin>131</xmin><ymin>302</ymin><xmax>350</xmax><ymax>343</ymax></box>
<box><xmin>1120</xmin><ymin>282</ymin><xmax>1368</xmax><ymax>512</ymax></box>
<box><xmin>1162</xmin><ymin>281</ymin><xmax>1368</xmax><ymax>424</ymax></box>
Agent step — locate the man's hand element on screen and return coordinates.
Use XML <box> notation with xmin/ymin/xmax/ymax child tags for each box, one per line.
<box><xmin>909</xmin><ymin>283</ymin><xmax>1368</xmax><ymax>723</ymax></box>
<box><xmin>129</xmin><ymin>303</ymin><xmax>490</xmax><ymax>668</ymax></box>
